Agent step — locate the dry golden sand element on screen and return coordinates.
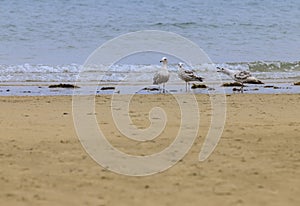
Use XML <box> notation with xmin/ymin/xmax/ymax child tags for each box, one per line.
<box><xmin>0</xmin><ymin>94</ymin><xmax>299</xmax><ymax>206</ymax></box>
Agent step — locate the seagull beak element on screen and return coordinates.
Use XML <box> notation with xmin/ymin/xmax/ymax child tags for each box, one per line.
<box><xmin>216</xmin><ymin>67</ymin><xmax>221</xmax><ymax>72</ymax></box>
<box><xmin>160</xmin><ymin>60</ymin><xmax>163</xmax><ymax>63</ymax></box>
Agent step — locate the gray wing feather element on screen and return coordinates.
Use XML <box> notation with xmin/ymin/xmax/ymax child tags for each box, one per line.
<box><xmin>234</xmin><ymin>71</ymin><xmax>252</xmax><ymax>80</ymax></box>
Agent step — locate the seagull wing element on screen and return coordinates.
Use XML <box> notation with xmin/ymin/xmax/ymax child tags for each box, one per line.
<box><xmin>184</xmin><ymin>70</ymin><xmax>194</xmax><ymax>75</ymax></box>
<box><xmin>153</xmin><ymin>72</ymin><xmax>160</xmax><ymax>84</ymax></box>
<box><xmin>153</xmin><ymin>70</ymin><xmax>170</xmax><ymax>85</ymax></box>
<box><xmin>234</xmin><ymin>71</ymin><xmax>252</xmax><ymax>80</ymax></box>
<box><xmin>179</xmin><ymin>69</ymin><xmax>203</xmax><ymax>82</ymax></box>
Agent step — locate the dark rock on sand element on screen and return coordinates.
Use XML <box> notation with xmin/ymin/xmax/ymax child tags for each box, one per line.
<box><xmin>100</xmin><ymin>86</ymin><xmax>115</xmax><ymax>90</ymax></box>
<box><xmin>232</xmin><ymin>88</ymin><xmax>242</xmax><ymax>92</ymax></box>
<box><xmin>264</xmin><ymin>85</ymin><xmax>291</xmax><ymax>90</ymax></box>
<box><xmin>191</xmin><ymin>84</ymin><xmax>208</xmax><ymax>89</ymax></box>
<box><xmin>264</xmin><ymin>85</ymin><xmax>280</xmax><ymax>89</ymax></box>
<box><xmin>294</xmin><ymin>82</ymin><xmax>300</xmax><ymax>86</ymax></box>
<box><xmin>244</xmin><ymin>79</ymin><xmax>264</xmax><ymax>84</ymax></box>
<box><xmin>142</xmin><ymin>87</ymin><xmax>160</xmax><ymax>91</ymax></box>
<box><xmin>222</xmin><ymin>82</ymin><xmax>243</xmax><ymax>87</ymax></box>
<box><xmin>49</xmin><ymin>84</ymin><xmax>79</xmax><ymax>88</ymax></box>
<box><xmin>222</xmin><ymin>79</ymin><xmax>263</xmax><ymax>86</ymax></box>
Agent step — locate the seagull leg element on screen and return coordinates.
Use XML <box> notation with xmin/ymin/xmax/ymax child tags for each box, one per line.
<box><xmin>185</xmin><ymin>82</ymin><xmax>188</xmax><ymax>92</ymax></box>
<box><xmin>241</xmin><ymin>84</ymin><xmax>244</xmax><ymax>93</ymax></box>
<box><xmin>163</xmin><ymin>83</ymin><xmax>165</xmax><ymax>93</ymax></box>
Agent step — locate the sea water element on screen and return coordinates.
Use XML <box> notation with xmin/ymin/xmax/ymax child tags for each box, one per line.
<box><xmin>0</xmin><ymin>0</ymin><xmax>300</xmax><ymax>94</ymax></box>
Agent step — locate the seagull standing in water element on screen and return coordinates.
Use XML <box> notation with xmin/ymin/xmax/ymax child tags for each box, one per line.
<box><xmin>217</xmin><ymin>67</ymin><xmax>262</xmax><ymax>93</ymax></box>
<box><xmin>153</xmin><ymin>57</ymin><xmax>170</xmax><ymax>93</ymax></box>
<box><xmin>178</xmin><ymin>62</ymin><xmax>204</xmax><ymax>91</ymax></box>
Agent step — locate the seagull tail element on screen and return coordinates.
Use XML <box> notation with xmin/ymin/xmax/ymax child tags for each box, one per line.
<box><xmin>196</xmin><ymin>76</ymin><xmax>204</xmax><ymax>82</ymax></box>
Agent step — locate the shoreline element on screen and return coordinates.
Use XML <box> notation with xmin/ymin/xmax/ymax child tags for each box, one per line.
<box><xmin>0</xmin><ymin>80</ymin><xmax>299</xmax><ymax>96</ymax></box>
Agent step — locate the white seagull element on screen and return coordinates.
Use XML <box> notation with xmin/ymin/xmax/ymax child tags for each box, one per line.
<box><xmin>178</xmin><ymin>62</ymin><xmax>204</xmax><ymax>91</ymax></box>
<box><xmin>217</xmin><ymin>67</ymin><xmax>262</xmax><ymax>93</ymax></box>
<box><xmin>153</xmin><ymin>57</ymin><xmax>170</xmax><ymax>93</ymax></box>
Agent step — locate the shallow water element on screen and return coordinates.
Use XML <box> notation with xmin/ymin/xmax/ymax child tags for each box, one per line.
<box><xmin>1</xmin><ymin>80</ymin><xmax>299</xmax><ymax>96</ymax></box>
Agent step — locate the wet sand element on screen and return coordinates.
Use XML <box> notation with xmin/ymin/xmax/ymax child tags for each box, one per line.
<box><xmin>0</xmin><ymin>80</ymin><xmax>299</xmax><ymax>96</ymax></box>
<box><xmin>0</xmin><ymin>94</ymin><xmax>299</xmax><ymax>205</ymax></box>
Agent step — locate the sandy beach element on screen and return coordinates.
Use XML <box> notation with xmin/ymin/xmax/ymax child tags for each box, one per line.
<box><xmin>0</xmin><ymin>94</ymin><xmax>299</xmax><ymax>206</ymax></box>
<box><xmin>2</xmin><ymin>0</ymin><xmax>300</xmax><ymax>205</ymax></box>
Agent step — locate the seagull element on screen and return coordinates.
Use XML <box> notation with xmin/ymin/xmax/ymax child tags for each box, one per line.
<box><xmin>217</xmin><ymin>67</ymin><xmax>261</xmax><ymax>93</ymax></box>
<box><xmin>153</xmin><ymin>57</ymin><xmax>170</xmax><ymax>93</ymax></box>
<box><xmin>178</xmin><ymin>62</ymin><xmax>204</xmax><ymax>91</ymax></box>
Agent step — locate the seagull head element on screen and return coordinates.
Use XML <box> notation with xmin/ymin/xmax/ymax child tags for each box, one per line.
<box><xmin>160</xmin><ymin>57</ymin><xmax>168</xmax><ymax>63</ymax></box>
<box><xmin>216</xmin><ymin>67</ymin><xmax>224</xmax><ymax>72</ymax></box>
<box><xmin>217</xmin><ymin>67</ymin><xmax>232</xmax><ymax>76</ymax></box>
<box><xmin>178</xmin><ymin>62</ymin><xmax>184</xmax><ymax>69</ymax></box>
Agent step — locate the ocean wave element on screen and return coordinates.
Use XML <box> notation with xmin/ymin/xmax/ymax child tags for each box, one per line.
<box><xmin>0</xmin><ymin>64</ymin><xmax>80</xmax><ymax>74</ymax></box>
<box><xmin>0</xmin><ymin>61</ymin><xmax>299</xmax><ymax>83</ymax></box>
<box><xmin>217</xmin><ymin>61</ymin><xmax>300</xmax><ymax>72</ymax></box>
<box><xmin>151</xmin><ymin>22</ymin><xmax>198</xmax><ymax>28</ymax></box>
